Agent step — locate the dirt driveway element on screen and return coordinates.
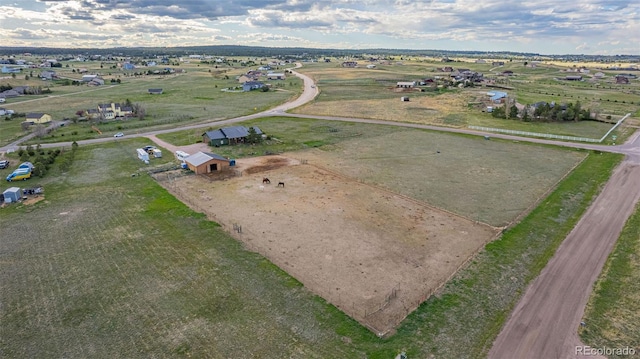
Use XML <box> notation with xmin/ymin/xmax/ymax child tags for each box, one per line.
<box><xmin>489</xmin><ymin>160</ymin><xmax>640</xmax><ymax>359</ymax></box>
<box><xmin>158</xmin><ymin>155</ymin><xmax>498</xmax><ymax>334</ymax></box>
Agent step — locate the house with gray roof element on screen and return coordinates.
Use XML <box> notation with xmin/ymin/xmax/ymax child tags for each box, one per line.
<box><xmin>242</xmin><ymin>81</ymin><xmax>265</xmax><ymax>92</ymax></box>
<box><xmin>203</xmin><ymin>126</ymin><xmax>263</xmax><ymax>146</ymax></box>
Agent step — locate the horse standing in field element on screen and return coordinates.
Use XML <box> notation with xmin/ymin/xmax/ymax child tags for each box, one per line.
<box><xmin>262</xmin><ymin>177</ymin><xmax>271</xmax><ymax>184</ymax></box>
<box><xmin>278</xmin><ymin>182</ymin><xmax>285</xmax><ymax>187</ymax></box>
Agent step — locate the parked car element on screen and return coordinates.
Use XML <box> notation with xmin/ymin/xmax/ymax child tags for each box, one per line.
<box><xmin>114</xmin><ymin>132</ymin><xmax>124</xmax><ymax>138</ymax></box>
<box><xmin>0</xmin><ymin>160</ymin><xmax>9</xmax><ymax>169</ymax></box>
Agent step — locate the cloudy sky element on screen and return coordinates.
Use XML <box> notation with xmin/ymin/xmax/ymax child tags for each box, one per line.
<box><xmin>0</xmin><ymin>0</ymin><xmax>638</xmax><ymax>55</ymax></box>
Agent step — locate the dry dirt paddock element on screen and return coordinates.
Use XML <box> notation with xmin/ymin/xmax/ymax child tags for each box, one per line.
<box><xmin>161</xmin><ymin>155</ymin><xmax>499</xmax><ymax>334</ymax></box>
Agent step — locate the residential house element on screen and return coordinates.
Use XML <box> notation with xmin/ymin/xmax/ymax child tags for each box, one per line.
<box><xmin>492</xmin><ymin>61</ymin><xmax>505</xmax><ymax>66</ymax></box>
<box><xmin>242</xmin><ymin>81</ymin><xmax>265</xmax><ymax>92</ymax></box>
<box><xmin>148</xmin><ymin>88</ymin><xmax>163</xmax><ymax>95</ymax></box>
<box><xmin>98</xmin><ymin>103</ymin><xmax>133</xmax><ymax>119</ymax></box>
<box><xmin>0</xmin><ymin>90</ymin><xmax>20</xmax><ymax>98</ymax></box>
<box><xmin>487</xmin><ymin>91</ymin><xmax>508</xmax><ymax>103</ymax></box>
<box><xmin>616</xmin><ymin>76</ymin><xmax>630</xmax><ymax>84</ymax></box>
<box><xmin>88</xmin><ymin>77</ymin><xmax>105</xmax><ymax>86</ymax></box>
<box><xmin>267</xmin><ymin>73</ymin><xmax>285</xmax><ymax>80</ymax></box>
<box><xmin>396</xmin><ymin>81</ymin><xmax>416</xmax><ymax>88</ymax></box>
<box><xmin>501</xmin><ymin>70</ymin><xmax>514</xmax><ymax>76</ymax></box>
<box><xmin>82</xmin><ymin>74</ymin><xmax>98</xmax><ymax>82</ymax></box>
<box><xmin>40</xmin><ymin>70</ymin><xmax>56</xmax><ymax>80</ymax></box>
<box><xmin>184</xmin><ymin>152</ymin><xmax>230</xmax><ymax>175</ymax></box>
<box><xmin>341</xmin><ymin>61</ymin><xmax>358</xmax><ymax>68</ymax></box>
<box><xmin>202</xmin><ymin>126</ymin><xmax>263</xmax><ymax>146</ymax></box>
<box><xmin>122</xmin><ymin>63</ymin><xmax>135</xmax><ymax>70</ymax></box>
<box><xmin>366</xmin><ymin>64</ymin><xmax>376</xmax><ymax>69</ymax></box>
<box><xmin>238</xmin><ymin>74</ymin><xmax>258</xmax><ymax>83</ymax></box>
<box><xmin>25</xmin><ymin>113</ymin><xmax>53</xmax><ymax>124</ymax></box>
<box><xmin>565</xmin><ymin>75</ymin><xmax>583</xmax><ymax>81</ymax></box>
<box><xmin>1</xmin><ymin>65</ymin><xmax>21</xmax><ymax>74</ymax></box>
<box><xmin>594</xmin><ymin>72</ymin><xmax>605</xmax><ymax>79</ymax></box>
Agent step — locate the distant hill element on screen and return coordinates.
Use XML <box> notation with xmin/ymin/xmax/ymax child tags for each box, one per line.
<box><xmin>0</xmin><ymin>45</ymin><xmax>637</xmax><ymax>62</ymax></box>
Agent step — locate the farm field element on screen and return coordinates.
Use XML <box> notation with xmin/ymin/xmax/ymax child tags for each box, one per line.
<box><xmin>0</xmin><ymin>135</ymin><xmax>622</xmax><ymax>358</ymax></box>
<box><xmin>293</xmin><ymin>61</ymin><xmax>640</xmax><ymax>138</ymax></box>
<box><xmin>160</xmin><ymin>156</ymin><xmax>498</xmax><ymax>333</ymax></box>
<box><xmin>157</xmin><ymin>124</ymin><xmax>587</xmax><ymax>334</ymax></box>
<box><xmin>0</xmin><ymin>141</ymin><xmax>366</xmax><ymax>358</ymax></box>
<box><xmin>173</xmin><ymin>117</ymin><xmax>587</xmax><ymax>227</ymax></box>
<box><xmin>291</xmin><ymin>131</ymin><xmax>587</xmax><ymax>227</ymax></box>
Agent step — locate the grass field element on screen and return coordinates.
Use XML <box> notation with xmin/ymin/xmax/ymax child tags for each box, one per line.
<box><xmin>0</xmin><ymin>140</ymin><xmax>367</xmax><ymax>358</ymax></box>
<box><xmin>580</xmin><ymin>201</ymin><xmax>640</xmax><ymax>357</ymax></box>
<box><xmin>0</xmin><ymin>61</ymin><xmax>300</xmax><ymax>146</ymax></box>
<box><xmin>292</xmin><ymin>61</ymin><xmax>640</xmax><ymax>138</ymax></box>
<box><xmin>0</xmin><ymin>122</ymin><xmax>622</xmax><ymax>358</ymax></box>
<box><xmin>162</xmin><ymin>116</ymin><xmax>586</xmax><ymax>227</ymax></box>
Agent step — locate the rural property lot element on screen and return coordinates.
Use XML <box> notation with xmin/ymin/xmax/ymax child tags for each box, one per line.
<box><xmin>161</xmin><ymin>156</ymin><xmax>494</xmax><ymax>333</ymax></box>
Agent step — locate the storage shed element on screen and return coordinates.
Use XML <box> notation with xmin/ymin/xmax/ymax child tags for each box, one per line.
<box><xmin>3</xmin><ymin>187</ymin><xmax>21</xmax><ymax>203</ymax></box>
<box><xmin>184</xmin><ymin>152</ymin><xmax>230</xmax><ymax>175</ymax></box>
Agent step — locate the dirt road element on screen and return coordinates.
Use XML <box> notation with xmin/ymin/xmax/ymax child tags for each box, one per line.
<box><xmin>489</xmin><ymin>159</ymin><xmax>640</xmax><ymax>359</ymax></box>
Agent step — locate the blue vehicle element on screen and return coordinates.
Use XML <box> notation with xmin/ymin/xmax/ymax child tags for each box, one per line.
<box><xmin>6</xmin><ymin>168</ymin><xmax>31</xmax><ymax>181</ymax></box>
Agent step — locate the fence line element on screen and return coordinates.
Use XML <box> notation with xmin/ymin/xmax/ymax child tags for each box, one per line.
<box><xmin>468</xmin><ymin>126</ymin><xmax>601</xmax><ymax>142</ymax></box>
<box><xmin>468</xmin><ymin>113</ymin><xmax>630</xmax><ymax>143</ymax></box>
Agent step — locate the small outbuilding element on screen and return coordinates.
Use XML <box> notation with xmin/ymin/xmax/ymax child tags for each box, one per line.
<box><xmin>184</xmin><ymin>152</ymin><xmax>230</xmax><ymax>175</ymax></box>
<box><xmin>3</xmin><ymin>187</ymin><xmax>22</xmax><ymax>203</ymax></box>
<box><xmin>148</xmin><ymin>88</ymin><xmax>163</xmax><ymax>95</ymax></box>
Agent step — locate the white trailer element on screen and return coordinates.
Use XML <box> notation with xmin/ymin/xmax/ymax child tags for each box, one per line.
<box><xmin>152</xmin><ymin>149</ymin><xmax>162</xmax><ymax>158</ymax></box>
<box><xmin>137</xmin><ymin>148</ymin><xmax>149</xmax><ymax>162</ymax></box>
<box><xmin>175</xmin><ymin>150</ymin><xmax>190</xmax><ymax>162</ymax></box>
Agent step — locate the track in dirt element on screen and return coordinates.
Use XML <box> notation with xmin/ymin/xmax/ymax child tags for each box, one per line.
<box><xmin>158</xmin><ymin>155</ymin><xmax>498</xmax><ymax>335</ymax></box>
<box><xmin>489</xmin><ymin>161</ymin><xmax>640</xmax><ymax>359</ymax></box>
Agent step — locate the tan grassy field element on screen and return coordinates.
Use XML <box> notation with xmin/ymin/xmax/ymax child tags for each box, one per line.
<box><xmin>160</xmin><ymin>156</ymin><xmax>498</xmax><ymax>334</ymax></box>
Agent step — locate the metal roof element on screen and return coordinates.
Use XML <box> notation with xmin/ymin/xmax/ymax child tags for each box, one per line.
<box><xmin>203</xmin><ymin>129</ymin><xmax>226</xmax><ymax>140</ymax></box>
<box><xmin>204</xmin><ymin>126</ymin><xmax>263</xmax><ymax>141</ymax></box>
<box><xmin>185</xmin><ymin>152</ymin><xmax>228</xmax><ymax>166</ymax></box>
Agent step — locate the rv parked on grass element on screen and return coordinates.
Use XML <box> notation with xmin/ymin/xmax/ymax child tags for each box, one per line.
<box><xmin>6</xmin><ymin>168</ymin><xmax>31</xmax><ymax>182</ymax></box>
<box><xmin>137</xmin><ymin>148</ymin><xmax>149</xmax><ymax>162</ymax></box>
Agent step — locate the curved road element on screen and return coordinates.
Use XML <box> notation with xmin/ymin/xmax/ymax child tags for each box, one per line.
<box><xmin>3</xmin><ymin>64</ymin><xmax>640</xmax><ymax>359</ymax></box>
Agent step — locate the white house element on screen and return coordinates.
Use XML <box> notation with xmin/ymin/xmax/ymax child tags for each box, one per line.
<box><xmin>82</xmin><ymin>74</ymin><xmax>98</xmax><ymax>82</ymax></box>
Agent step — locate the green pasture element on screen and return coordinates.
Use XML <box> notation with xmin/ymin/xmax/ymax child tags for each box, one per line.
<box><xmin>162</xmin><ymin>116</ymin><xmax>587</xmax><ymax>227</ymax></box>
<box><xmin>0</xmin><ymin>134</ymin><xmax>620</xmax><ymax>358</ymax></box>
<box><xmin>0</xmin><ymin>59</ymin><xmax>299</xmax><ymax>146</ymax></box>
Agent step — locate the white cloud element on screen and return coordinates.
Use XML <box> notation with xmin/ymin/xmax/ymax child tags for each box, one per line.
<box><xmin>0</xmin><ymin>0</ymin><xmax>637</xmax><ymax>54</ymax></box>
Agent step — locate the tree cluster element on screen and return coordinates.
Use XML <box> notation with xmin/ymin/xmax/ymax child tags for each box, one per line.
<box><xmin>17</xmin><ymin>145</ymin><xmax>63</xmax><ymax>178</ymax></box>
<box><xmin>492</xmin><ymin>101</ymin><xmax>593</xmax><ymax>122</ymax></box>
